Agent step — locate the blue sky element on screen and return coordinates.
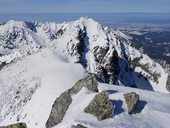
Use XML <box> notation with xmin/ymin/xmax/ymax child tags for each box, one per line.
<box><xmin>0</xmin><ymin>0</ymin><xmax>170</xmax><ymax>13</ymax></box>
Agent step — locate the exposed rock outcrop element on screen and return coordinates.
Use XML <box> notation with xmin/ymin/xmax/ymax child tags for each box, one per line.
<box><xmin>124</xmin><ymin>92</ymin><xmax>139</xmax><ymax>114</ymax></box>
<box><xmin>71</xmin><ymin>124</ymin><xmax>87</xmax><ymax>128</ymax></box>
<box><xmin>166</xmin><ymin>75</ymin><xmax>170</xmax><ymax>92</ymax></box>
<box><xmin>69</xmin><ymin>75</ymin><xmax>99</xmax><ymax>94</ymax></box>
<box><xmin>0</xmin><ymin>123</ymin><xmax>27</xmax><ymax>128</ymax></box>
<box><xmin>46</xmin><ymin>91</ymin><xmax>72</xmax><ymax>128</ymax></box>
<box><xmin>46</xmin><ymin>75</ymin><xmax>98</xmax><ymax>128</ymax></box>
<box><xmin>84</xmin><ymin>91</ymin><xmax>113</xmax><ymax>121</ymax></box>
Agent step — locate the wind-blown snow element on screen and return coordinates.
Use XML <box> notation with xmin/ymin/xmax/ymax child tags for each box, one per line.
<box><xmin>0</xmin><ymin>48</ymin><xmax>86</xmax><ymax>128</ymax></box>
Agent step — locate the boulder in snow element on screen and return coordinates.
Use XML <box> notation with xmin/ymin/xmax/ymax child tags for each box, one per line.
<box><xmin>124</xmin><ymin>92</ymin><xmax>139</xmax><ymax>114</ymax></box>
<box><xmin>84</xmin><ymin>91</ymin><xmax>113</xmax><ymax>121</ymax></box>
<box><xmin>0</xmin><ymin>122</ymin><xmax>27</xmax><ymax>128</ymax></box>
<box><xmin>71</xmin><ymin>124</ymin><xmax>87</xmax><ymax>128</ymax></box>
<box><xmin>46</xmin><ymin>91</ymin><xmax>72</xmax><ymax>128</ymax></box>
<box><xmin>69</xmin><ymin>75</ymin><xmax>98</xmax><ymax>94</ymax></box>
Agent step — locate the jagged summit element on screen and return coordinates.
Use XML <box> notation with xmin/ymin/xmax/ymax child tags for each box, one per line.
<box><xmin>76</xmin><ymin>16</ymin><xmax>93</xmax><ymax>22</ymax></box>
<box><xmin>0</xmin><ymin>17</ymin><xmax>169</xmax><ymax>92</ymax></box>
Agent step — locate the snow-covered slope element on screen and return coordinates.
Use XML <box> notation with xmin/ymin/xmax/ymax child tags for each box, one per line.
<box><xmin>0</xmin><ymin>17</ymin><xmax>169</xmax><ymax>128</ymax></box>
<box><xmin>0</xmin><ymin>48</ymin><xmax>86</xmax><ymax>128</ymax></box>
<box><xmin>0</xmin><ymin>17</ymin><xmax>168</xmax><ymax>92</ymax></box>
<box><xmin>54</xmin><ymin>83</ymin><xmax>170</xmax><ymax>128</ymax></box>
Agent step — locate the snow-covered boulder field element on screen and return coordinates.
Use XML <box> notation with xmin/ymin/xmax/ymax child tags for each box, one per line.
<box><xmin>0</xmin><ymin>17</ymin><xmax>170</xmax><ymax>128</ymax></box>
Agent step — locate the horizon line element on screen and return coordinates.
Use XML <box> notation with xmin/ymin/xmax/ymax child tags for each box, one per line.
<box><xmin>0</xmin><ymin>12</ymin><xmax>170</xmax><ymax>14</ymax></box>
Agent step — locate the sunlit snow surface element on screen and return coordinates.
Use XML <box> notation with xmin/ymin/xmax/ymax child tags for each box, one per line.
<box><xmin>0</xmin><ymin>18</ymin><xmax>169</xmax><ymax>128</ymax></box>
<box><xmin>55</xmin><ymin>84</ymin><xmax>170</xmax><ymax>128</ymax></box>
<box><xmin>0</xmin><ymin>48</ymin><xmax>86</xmax><ymax>128</ymax></box>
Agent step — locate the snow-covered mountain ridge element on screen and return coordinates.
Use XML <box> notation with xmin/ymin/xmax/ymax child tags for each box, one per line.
<box><xmin>0</xmin><ymin>17</ymin><xmax>170</xmax><ymax>128</ymax></box>
<box><xmin>0</xmin><ymin>17</ymin><xmax>168</xmax><ymax>92</ymax></box>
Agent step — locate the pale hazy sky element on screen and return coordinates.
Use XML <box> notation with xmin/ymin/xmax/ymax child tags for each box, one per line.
<box><xmin>0</xmin><ymin>0</ymin><xmax>170</xmax><ymax>13</ymax></box>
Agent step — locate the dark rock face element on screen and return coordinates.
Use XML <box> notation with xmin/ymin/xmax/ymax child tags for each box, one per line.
<box><xmin>66</xmin><ymin>28</ymin><xmax>87</xmax><ymax>66</ymax></box>
<box><xmin>71</xmin><ymin>124</ymin><xmax>87</xmax><ymax>128</ymax></box>
<box><xmin>24</xmin><ymin>21</ymin><xmax>37</xmax><ymax>32</ymax></box>
<box><xmin>0</xmin><ymin>123</ymin><xmax>27</xmax><ymax>128</ymax></box>
<box><xmin>46</xmin><ymin>91</ymin><xmax>72</xmax><ymax>128</ymax></box>
<box><xmin>93</xmin><ymin>46</ymin><xmax>120</xmax><ymax>85</ymax></box>
<box><xmin>69</xmin><ymin>75</ymin><xmax>99</xmax><ymax>95</ymax></box>
<box><xmin>0</xmin><ymin>62</ymin><xmax>7</xmax><ymax>70</ymax></box>
<box><xmin>95</xmin><ymin>46</ymin><xmax>109</xmax><ymax>63</ymax></box>
<box><xmin>124</xmin><ymin>92</ymin><xmax>139</xmax><ymax>114</ymax></box>
<box><xmin>1</xmin><ymin>27</ymin><xmax>26</xmax><ymax>50</ymax></box>
<box><xmin>166</xmin><ymin>75</ymin><xmax>170</xmax><ymax>92</ymax></box>
<box><xmin>84</xmin><ymin>91</ymin><xmax>113</xmax><ymax>121</ymax></box>
<box><xmin>108</xmin><ymin>50</ymin><xmax>120</xmax><ymax>84</ymax></box>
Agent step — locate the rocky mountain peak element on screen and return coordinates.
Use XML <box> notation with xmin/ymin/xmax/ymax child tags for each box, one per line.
<box><xmin>0</xmin><ymin>17</ymin><xmax>169</xmax><ymax>92</ymax></box>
